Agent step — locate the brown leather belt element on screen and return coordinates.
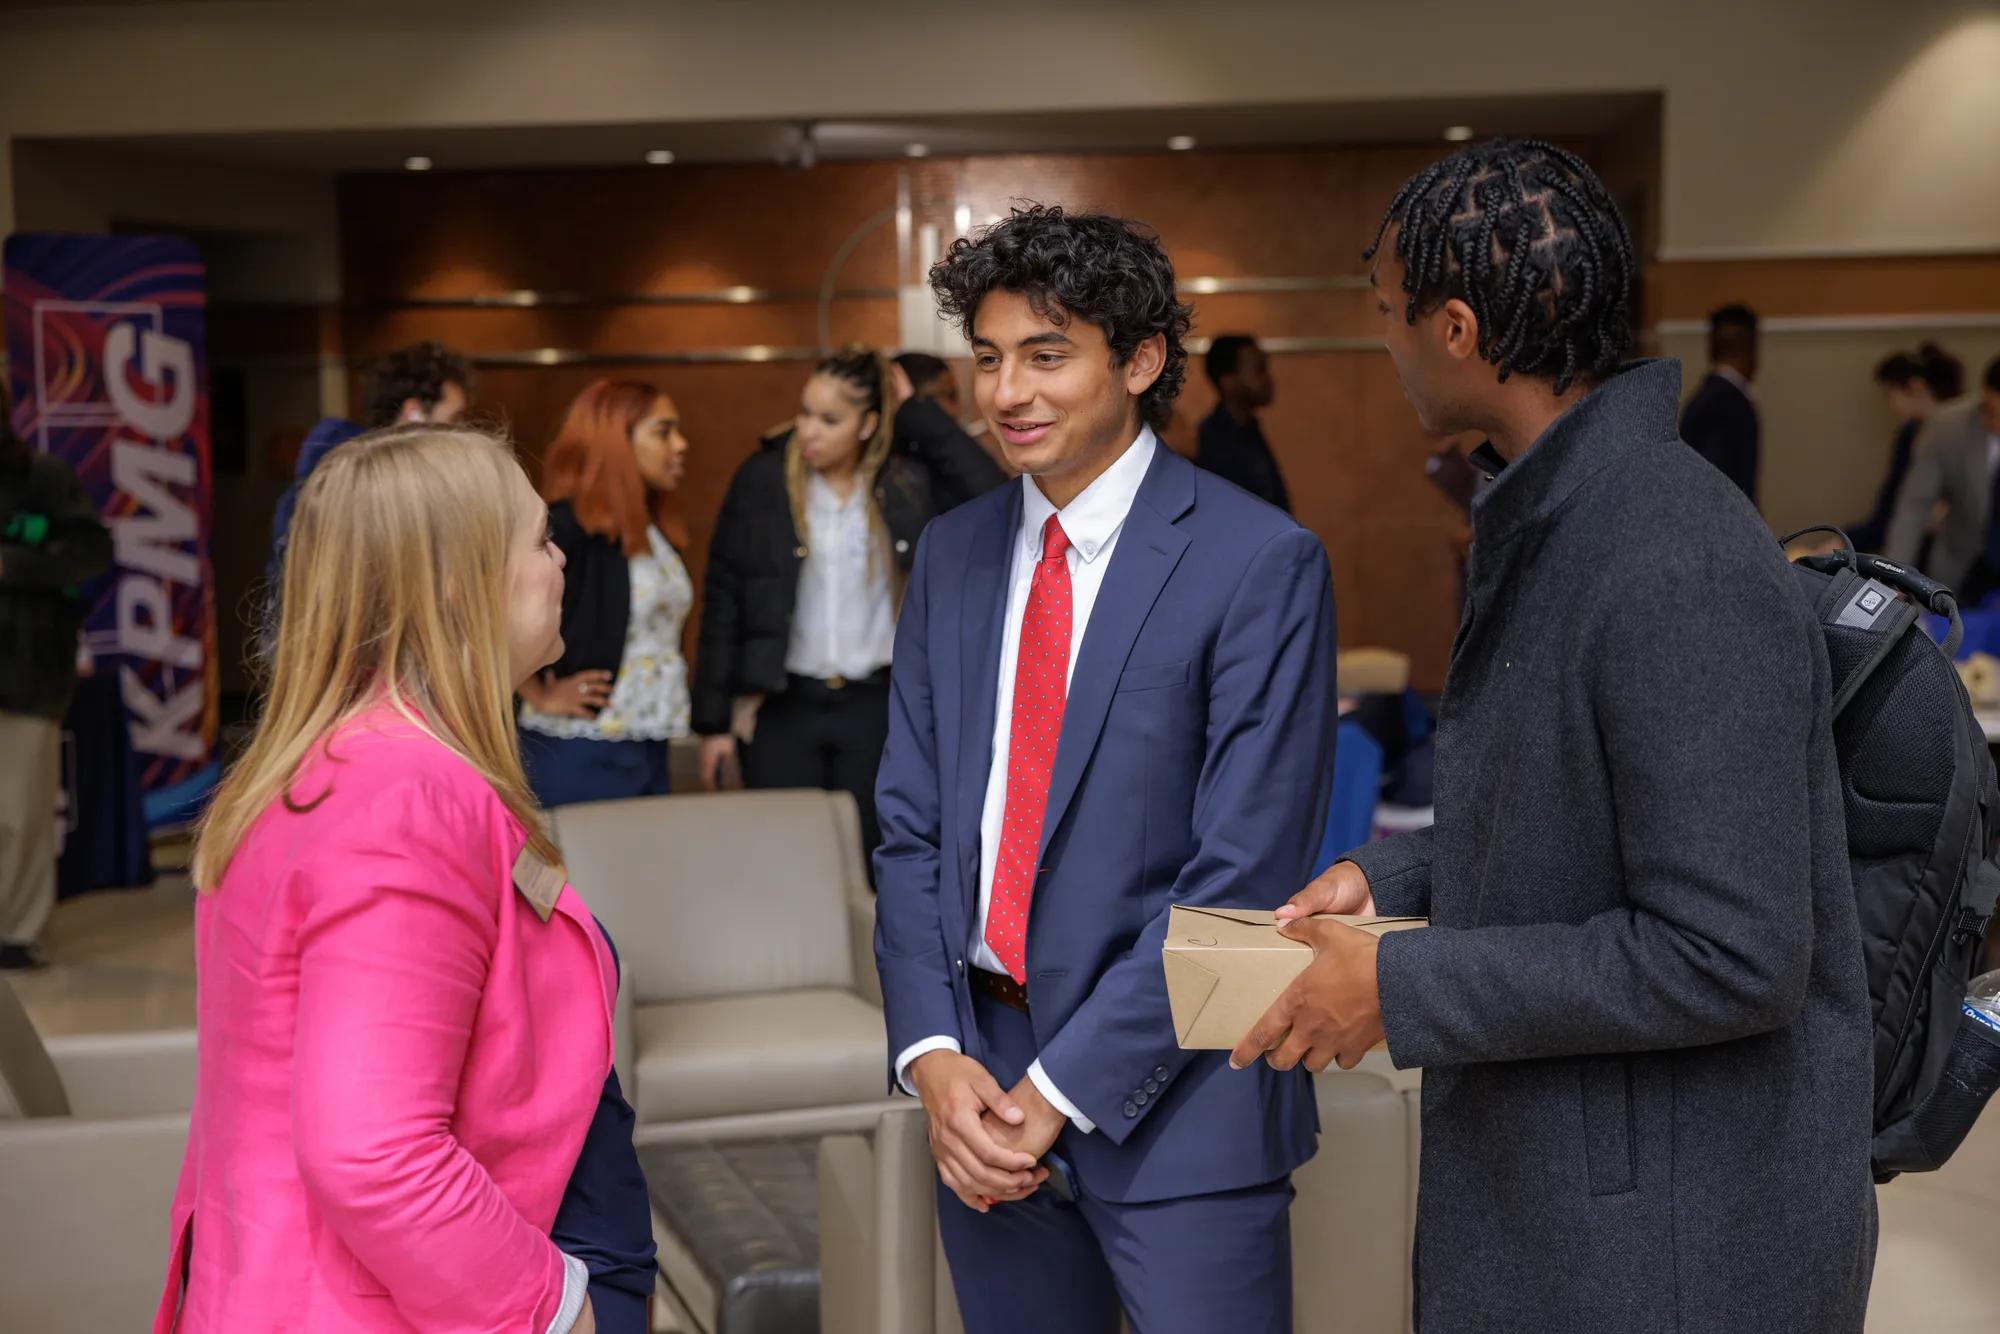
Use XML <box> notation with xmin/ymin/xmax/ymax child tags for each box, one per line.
<box><xmin>970</xmin><ymin>967</ymin><xmax>1030</xmax><ymax>1013</ymax></box>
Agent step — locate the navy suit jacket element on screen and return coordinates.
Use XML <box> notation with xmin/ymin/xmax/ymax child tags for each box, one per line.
<box><xmin>874</xmin><ymin>446</ymin><xmax>1336</xmax><ymax>1205</ymax></box>
<box><xmin>1680</xmin><ymin>372</ymin><xmax>1760</xmax><ymax>504</ymax></box>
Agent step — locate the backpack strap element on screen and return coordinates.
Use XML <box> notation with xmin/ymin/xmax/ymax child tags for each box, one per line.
<box><xmin>1799</xmin><ymin>563</ymin><xmax>1924</xmax><ymax>718</ymax></box>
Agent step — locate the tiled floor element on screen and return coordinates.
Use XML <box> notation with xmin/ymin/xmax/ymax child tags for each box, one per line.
<box><xmin>9</xmin><ymin>880</ymin><xmax>1998</xmax><ymax>1332</ymax></box>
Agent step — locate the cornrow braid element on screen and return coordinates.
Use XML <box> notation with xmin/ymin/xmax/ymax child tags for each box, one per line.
<box><xmin>1363</xmin><ymin>138</ymin><xmax>1634</xmax><ymax>394</ymax></box>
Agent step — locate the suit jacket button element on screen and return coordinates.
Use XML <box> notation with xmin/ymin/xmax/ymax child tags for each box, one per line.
<box><xmin>954</xmin><ymin>959</ymin><xmax>965</xmax><ymax>973</ymax></box>
<box><xmin>1143</xmin><ymin>1079</ymin><xmax>1159</xmax><ymax>1095</ymax></box>
<box><xmin>794</xmin><ymin>545</ymin><xmax>809</xmax><ymax>559</ymax></box>
<box><xmin>1122</xmin><ymin>1101</ymin><xmax>1139</xmax><ymax>1119</ymax></box>
<box><xmin>1153</xmin><ymin>1066</ymin><xmax>1169</xmax><ymax>1081</ymax></box>
<box><xmin>1134</xmin><ymin>1091</ymin><xmax>1150</xmax><ymax>1107</ymax></box>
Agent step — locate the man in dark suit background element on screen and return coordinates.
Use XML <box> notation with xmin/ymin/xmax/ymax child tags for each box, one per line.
<box><xmin>1680</xmin><ymin>302</ymin><xmax>1762</xmax><ymax>503</ymax></box>
<box><xmin>876</xmin><ymin>206</ymin><xmax>1335</xmax><ymax>1333</ymax></box>
<box><xmin>1195</xmin><ymin>334</ymin><xmax>1292</xmax><ymax>512</ymax></box>
<box><xmin>1234</xmin><ymin>141</ymin><xmax>1874</xmax><ymax>1333</ymax></box>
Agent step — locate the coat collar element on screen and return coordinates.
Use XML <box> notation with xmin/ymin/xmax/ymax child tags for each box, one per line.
<box><xmin>1466</xmin><ymin>358</ymin><xmax>1685</xmax><ymax>549</ymax></box>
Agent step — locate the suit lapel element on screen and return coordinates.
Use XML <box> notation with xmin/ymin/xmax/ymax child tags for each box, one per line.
<box><xmin>957</xmin><ymin>485</ymin><xmax>1022</xmax><ymax>864</ymax></box>
<box><xmin>1038</xmin><ymin>450</ymin><xmax>1194</xmax><ymax>859</ymax></box>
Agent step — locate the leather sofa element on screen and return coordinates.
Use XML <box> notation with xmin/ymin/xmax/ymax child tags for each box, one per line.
<box><xmin>0</xmin><ymin>978</ymin><xmax>194</xmax><ymax>1332</ymax></box>
<box><xmin>552</xmin><ymin>789</ymin><xmax>902</xmax><ymax>1129</ymax></box>
<box><xmin>819</xmin><ymin>1064</ymin><xmax>1423</xmax><ymax>1334</ymax></box>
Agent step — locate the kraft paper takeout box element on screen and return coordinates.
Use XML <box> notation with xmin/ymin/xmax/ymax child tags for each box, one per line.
<box><xmin>1163</xmin><ymin>905</ymin><xmax>1428</xmax><ymax>1050</ymax></box>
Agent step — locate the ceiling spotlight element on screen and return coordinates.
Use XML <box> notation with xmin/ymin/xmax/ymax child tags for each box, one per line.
<box><xmin>1443</xmin><ymin>125</ymin><xmax>1474</xmax><ymax>143</ymax></box>
<box><xmin>905</xmin><ymin>143</ymin><xmax>931</xmax><ymax>158</ymax></box>
<box><xmin>403</xmin><ymin>155</ymin><xmax>434</xmax><ymax>172</ymax></box>
<box><xmin>645</xmin><ymin>149</ymin><xmax>676</xmax><ymax>166</ymax></box>
<box><xmin>1167</xmin><ymin>135</ymin><xmax>1197</xmax><ymax>152</ymax></box>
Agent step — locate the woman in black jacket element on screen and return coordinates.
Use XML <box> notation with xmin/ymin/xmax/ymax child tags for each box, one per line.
<box><xmin>693</xmin><ymin>345</ymin><xmax>1001</xmax><ymax>862</ymax></box>
<box><xmin>518</xmin><ymin>379</ymin><xmax>694</xmax><ymax>807</ymax></box>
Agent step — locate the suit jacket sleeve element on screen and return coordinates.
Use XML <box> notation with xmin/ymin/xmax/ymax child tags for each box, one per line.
<box><xmin>1034</xmin><ymin>527</ymin><xmax>1337</xmax><ymax>1141</ymax></box>
<box><xmin>1341</xmin><ymin>826</ymin><xmax>1434</xmax><ymax>917</ymax></box>
<box><xmin>290</xmin><ymin>785</ymin><xmax>569</xmax><ymax>1332</ymax></box>
<box><xmin>1883</xmin><ymin>413</ymin><xmax>1949</xmax><ymax>570</ymax></box>
<box><xmin>1373</xmin><ymin>540</ymin><xmax>1819</xmax><ymax>1069</ymax></box>
<box><xmin>873</xmin><ymin>529</ymin><xmax>965</xmax><ymax>1068</ymax></box>
<box><xmin>896</xmin><ymin>397</ymin><xmax>1005</xmax><ymax>512</ymax></box>
<box><xmin>690</xmin><ymin>457</ymin><xmax>757</xmax><ymax>737</ymax></box>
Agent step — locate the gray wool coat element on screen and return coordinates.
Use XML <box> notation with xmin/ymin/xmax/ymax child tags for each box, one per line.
<box><xmin>1347</xmin><ymin>359</ymin><xmax>1877</xmax><ymax>1333</ymax></box>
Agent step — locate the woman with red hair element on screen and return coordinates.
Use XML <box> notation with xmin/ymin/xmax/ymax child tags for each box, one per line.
<box><xmin>518</xmin><ymin>379</ymin><xmax>693</xmax><ymax>807</ymax></box>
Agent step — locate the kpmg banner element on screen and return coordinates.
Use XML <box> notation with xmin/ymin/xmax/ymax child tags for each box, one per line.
<box><xmin>3</xmin><ymin>234</ymin><xmax>218</xmax><ymax>826</ymax></box>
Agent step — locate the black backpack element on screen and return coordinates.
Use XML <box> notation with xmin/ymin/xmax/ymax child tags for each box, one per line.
<box><xmin>1785</xmin><ymin>529</ymin><xmax>2000</xmax><ymax>1181</ymax></box>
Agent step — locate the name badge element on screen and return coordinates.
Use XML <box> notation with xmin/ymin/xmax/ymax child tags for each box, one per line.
<box><xmin>511</xmin><ymin>844</ymin><xmax>567</xmax><ymax>922</ymax></box>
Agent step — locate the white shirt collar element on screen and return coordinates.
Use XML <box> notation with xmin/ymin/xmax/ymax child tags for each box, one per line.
<box><xmin>1713</xmin><ymin>364</ymin><xmax>1756</xmax><ymax>404</ymax></box>
<box><xmin>1019</xmin><ymin>427</ymin><xmax>1158</xmax><ymax>564</ymax></box>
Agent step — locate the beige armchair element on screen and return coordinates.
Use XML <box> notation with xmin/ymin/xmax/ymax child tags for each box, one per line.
<box><xmin>0</xmin><ymin>980</ymin><xmax>195</xmax><ymax>1333</ymax></box>
<box><xmin>818</xmin><ymin>1067</ymin><xmax>1421</xmax><ymax>1334</ymax></box>
<box><xmin>552</xmin><ymin>789</ymin><xmax>898</xmax><ymax>1129</ymax></box>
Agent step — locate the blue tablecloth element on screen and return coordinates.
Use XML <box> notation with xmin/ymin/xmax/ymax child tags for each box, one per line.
<box><xmin>1315</xmin><ymin>719</ymin><xmax>1384</xmax><ymax>876</ymax></box>
<box><xmin>1935</xmin><ymin>607</ymin><xmax>2000</xmax><ymax>661</ymax></box>
<box><xmin>57</xmin><ymin>672</ymin><xmax>154</xmax><ymax>898</ymax></box>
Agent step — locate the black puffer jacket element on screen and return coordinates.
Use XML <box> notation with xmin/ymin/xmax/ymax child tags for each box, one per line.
<box><xmin>1</xmin><ymin>448</ymin><xmax>113</xmax><ymax>718</ymax></box>
<box><xmin>691</xmin><ymin>398</ymin><xmax>1003</xmax><ymax>735</ymax></box>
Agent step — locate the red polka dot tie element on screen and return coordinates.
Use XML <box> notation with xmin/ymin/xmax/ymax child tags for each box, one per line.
<box><xmin>985</xmin><ymin>515</ymin><xmax>1073</xmax><ymax>984</ymax></box>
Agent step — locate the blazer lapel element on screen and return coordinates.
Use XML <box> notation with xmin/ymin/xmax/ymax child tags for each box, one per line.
<box><xmin>957</xmin><ymin>485</ymin><xmax>1022</xmax><ymax>866</ymax></box>
<box><xmin>1038</xmin><ymin>450</ymin><xmax>1194</xmax><ymax>859</ymax></box>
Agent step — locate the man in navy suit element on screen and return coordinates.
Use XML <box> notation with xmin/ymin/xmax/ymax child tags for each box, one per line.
<box><xmin>1680</xmin><ymin>303</ymin><xmax>1762</xmax><ymax>504</ymax></box>
<box><xmin>873</xmin><ymin>204</ymin><xmax>1337</xmax><ymax>1333</ymax></box>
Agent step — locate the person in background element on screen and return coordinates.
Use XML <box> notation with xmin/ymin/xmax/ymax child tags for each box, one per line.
<box><xmin>1886</xmin><ymin>355</ymin><xmax>2000</xmax><ymax>600</ymax></box>
<box><xmin>1681</xmin><ymin>303</ymin><xmax>1762</xmax><ymax>504</ymax></box>
<box><xmin>517</xmin><ymin>379</ymin><xmax>693</xmax><ymax>807</ymax></box>
<box><xmin>896</xmin><ymin>350</ymin><xmax>965</xmax><ymax>421</ymax></box>
<box><xmin>695</xmin><ymin>345</ymin><xmax>1002</xmax><ymax>860</ymax></box>
<box><xmin>262</xmin><ymin>340</ymin><xmax>475</xmax><ymax>656</ymax></box>
<box><xmin>162</xmin><ymin>424</ymin><xmax>652</xmax><ymax>1333</ymax></box>
<box><xmin>1195</xmin><ymin>333</ymin><xmax>1292</xmax><ymax>512</ymax></box>
<box><xmin>1234</xmin><ymin>139</ymin><xmax>1874</xmax><ymax>1333</ymax></box>
<box><xmin>1848</xmin><ymin>343</ymin><xmax>1963</xmax><ymax>553</ymax></box>
<box><xmin>0</xmin><ymin>391</ymin><xmax>112</xmax><ymax>971</ymax></box>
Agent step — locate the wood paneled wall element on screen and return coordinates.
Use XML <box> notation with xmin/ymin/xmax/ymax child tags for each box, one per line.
<box><xmin>331</xmin><ymin>147</ymin><xmax>1584</xmax><ymax>691</ymax></box>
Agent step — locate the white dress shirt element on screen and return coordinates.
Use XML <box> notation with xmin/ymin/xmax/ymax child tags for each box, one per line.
<box><xmin>785</xmin><ymin>472</ymin><xmax>897</xmax><ymax>680</ymax></box>
<box><xmin>895</xmin><ymin>427</ymin><xmax>1160</xmax><ymax>1134</ymax></box>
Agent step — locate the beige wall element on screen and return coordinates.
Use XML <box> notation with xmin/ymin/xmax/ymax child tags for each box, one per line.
<box><xmin>0</xmin><ymin>0</ymin><xmax>1995</xmax><ymax>256</ymax></box>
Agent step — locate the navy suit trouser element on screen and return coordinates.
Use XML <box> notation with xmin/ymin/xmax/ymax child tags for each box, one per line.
<box><xmin>936</xmin><ymin>989</ymin><xmax>1294</xmax><ymax>1334</ymax></box>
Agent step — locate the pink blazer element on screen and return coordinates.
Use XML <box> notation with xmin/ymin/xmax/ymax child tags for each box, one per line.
<box><xmin>156</xmin><ymin>707</ymin><xmax>617</xmax><ymax>1332</ymax></box>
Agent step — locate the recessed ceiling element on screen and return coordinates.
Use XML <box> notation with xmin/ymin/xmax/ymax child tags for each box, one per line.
<box><xmin>30</xmin><ymin>92</ymin><xmax>1657</xmax><ymax>174</ymax></box>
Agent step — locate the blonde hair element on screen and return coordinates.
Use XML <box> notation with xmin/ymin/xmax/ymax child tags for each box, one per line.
<box><xmin>193</xmin><ymin>424</ymin><xmax>557</xmax><ymax>890</ymax></box>
<box><xmin>786</xmin><ymin>344</ymin><xmax>900</xmax><ymax>593</ymax></box>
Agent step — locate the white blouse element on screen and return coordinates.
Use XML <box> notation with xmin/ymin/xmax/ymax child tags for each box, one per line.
<box><xmin>784</xmin><ymin>472</ymin><xmax>897</xmax><ymax>680</ymax></box>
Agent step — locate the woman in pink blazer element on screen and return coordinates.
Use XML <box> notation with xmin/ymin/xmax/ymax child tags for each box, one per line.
<box><xmin>158</xmin><ymin>425</ymin><xmax>624</xmax><ymax>1332</ymax></box>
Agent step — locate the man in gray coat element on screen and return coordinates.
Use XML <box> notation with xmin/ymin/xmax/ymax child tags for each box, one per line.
<box><xmin>1884</xmin><ymin>357</ymin><xmax>2000</xmax><ymax>598</ymax></box>
<box><xmin>1232</xmin><ymin>140</ymin><xmax>1877</xmax><ymax>1331</ymax></box>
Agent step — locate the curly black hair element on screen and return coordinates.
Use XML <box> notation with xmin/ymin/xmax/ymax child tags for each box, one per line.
<box><xmin>362</xmin><ymin>340</ymin><xmax>476</xmax><ymax>428</ymax></box>
<box><xmin>1874</xmin><ymin>342</ymin><xmax>1964</xmax><ymax>400</ymax></box>
<box><xmin>1364</xmin><ymin>138</ymin><xmax>1634</xmax><ymax>394</ymax></box>
<box><xmin>929</xmin><ymin>204</ymin><xmax>1193</xmax><ymax>431</ymax></box>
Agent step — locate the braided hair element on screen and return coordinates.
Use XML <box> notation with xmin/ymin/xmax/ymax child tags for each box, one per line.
<box><xmin>1364</xmin><ymin>139</ymin><xmax>1634</xmax><ymax>395</ymax></box>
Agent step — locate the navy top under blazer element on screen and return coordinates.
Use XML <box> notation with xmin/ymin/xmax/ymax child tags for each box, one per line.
<box><xmin>551</xmin><ymin>929</ymin><xmax>657</xmax><ymax>1334</ymax></box>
